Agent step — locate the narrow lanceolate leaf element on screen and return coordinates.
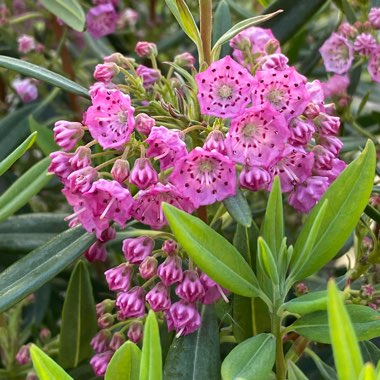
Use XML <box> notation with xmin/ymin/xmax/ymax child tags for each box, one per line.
<box><xmin>30</xmin><ymin>344</ymin><xmax>73</xmax><ymax>380</ymax></box>
<box><xmin>0</xmin><ymin>157</ymin><xmax>52</xmax><ymax>223</ymax></box>
<box><xmin>261</xmin><ymin>176</ymin><xmax>283</xmax><ymax>256</ymax></box>
<box><xmin>213</xmin><ymin>0</ymin><xmax>232</xmax><ymax>58</ymax></box>
<box><xmin>221</xmin><ymin>334</ymin><xmax>276</xmax><ymax>380</ymax></box>
<box><xmin>140</xmin><ymin>310</ymin><xmax>162</xmax><ymax>380</ymax></box>
<box><xmin>223</xmin><ymin>188</ymin><xmax>252</xmax><ymax>227</ymax></box>
<box><xmin>327</xmin><ymin>280</ymin><xmax>363</xmax><ymax>380</ymax></box>
<box><xmin>59</xmin><ymin>261</ymin><xmax>97</xmax><ymax>368</ymax></box>
<box><xmin>39</xmin><ymin>0</ymin><xmax>85</xmax><ymax>32</ymax></box>
<box><xmin>257</xmin><ymin>237</ymin><xmax>279</xmax><ymax>285</ymax></box>
<box><xmin>0</xmin><ymin>56</ymin><xmax>89</xmax><ymax>98</ymax></box>
<box><xmin>164</xmin><ymin>305</ymin><xmax>220</xmax><ymax>380</ymax></box>
<box><xmin>0</xmin><ymin>131</ymin><xmax>37</xmax><ymax>176</ymax></box>
<box><xmin>0</xmin><ymin>227</ymin><xmax>95</xmax><ymax>313</ymax></box>
<box><xmin>288</xmin><ymin>361</ymin><xmax>308</xmax><ymax>380</ymax></box>
<box><xmin>290</xmin><ymin>140</ymin><xmax>376</xmax><ymax>281</ymax></box>
<box><xmin>283</xmin><ymin>291</ymin><xmax>329</xmax><ymax>315</ymax></box>
<box><xmin>105</xmin><ymin>341</ymin><xmax>141</xmax><ymax>380</ymax></box>
<box><xmin>162</xmin><ymin>203</ymin><xmax>260</xmax><ymax>297</ymax></box>
<box><xmin>29</xmin><ymin>116</ymin><xmax>59</xmax><ymax>156</ymax></box>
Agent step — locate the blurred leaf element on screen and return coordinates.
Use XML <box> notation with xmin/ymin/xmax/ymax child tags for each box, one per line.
<box><xmin>40</xmin><ymin>0</ymin><xmax>85</xmax><ymax>32</ymax></box>
<box><xmin>0</xmin><ymin>227</ymin><xmax>95</xmax><ymax>313</ymax></box>
<box><xmin>257</xmin><ymin>237</ymin><xmax>279</xmax><ymax>285</ymax></box>
<box><xmin>221</xmin><ymin>334</ymin><xmax>275</xmax><ymax>380</ymax></box>
<box><xmin>162</xmin><ymin>203</ymin><xmax>260</xmax><ymax>298</ymax></box>
<box><xmin>289</xmin><ymin>141</ymin><xmax>376</xmax><ymax>282</ymax></box>
<box><xmin>306</xmin><ymin>349</ymin><xmax>337</xmax><ymax>380</ymax></box>
<box><xmin>164</xmin><ymin>305</ymin><xmax>220</xmax><ymax>380</ymax></box>
<box><xmin>360</xmin><ymin>341</ymin><xmax>380</xmax><ymax>365</ymax></box>
<box><xmin>0</xmin><ymin>56</ymin><xmax>89</xmax><ymax>98</ymax></box>
<box><xmin>364</xmin><ymin>204</ymin><xmax>380</xmax><ymax>224</ymax></box>
<box><xmin>223</xmin><ymin>189</ymin><xmax>252</xmax><ymax>227</ymax></box>
<box><xmin>359</xmin><ymin>363</ymin><xmax>376</xmax><ymax>380</ymax></box>
<box><xmin>59</xmin><ymin>261</ymin><xmax>97</xmax><ymax>368</ymax></box>
<box><xmin>30</xmin><ymin>344</ymin><xmax>73</xmax><ymax>380</ymax></box>
<box><xmin>288</xmin><ymin>361</ymin><xmax>308</xmax><ymax>380</ymax></box>
<box><xmin>332</xmin><ymin>0</ymin><xmax>357</xmax><ymax>23</ymax></box>
<box><xmin>0</xmin><ymin>157</ymin><xmax>52</xmax><ymax>222</ymax></box>
<box><xmin>283</xmin><ymin>291</ymin><xmax>329</xmax><ymax>315</ymax></box>
<box><xmin>328</xmin><ymin>280</ymin><xmax>363</xmax><ymax>379</ymax></box>
<box><xmin>358</xmin><ymin>91</ymin><xmax>371</xmax><ymax>117</ymax></box>
<box><xmin>140</xmin><ymin>310</ymin><xmax>162</xmax><ymax>380</ymax></box>
<box><xmin>213</xmin><ymin>0</ymin><xmax>232</xmax><ymax>58</ymax></box>
<box><xmin>105</xmin><ymin>341</ymin><xmax>141</xmax><ymax>380</ymax></box>
<box><xmin>29</xmin><ymin>116</ymin><xmax>59</xmax><ymax>156</ymax></box>
<box><xmin>0</xmin><ymin>131</ymin><xmax>37</xmax><ymax>176</ymax></box>
<box><xmin>290</xmin><ymin>304</ymin><xmax>380</xmax><ymax>344</ymax></box>
<box><xmin>225</xmin><ymin>0</ymin><xmax>254</xmax><ymax>18</ymax></box>
<box><xmin>348</xmin><ymin>64</ymin><xmax>362</xmax><ymax>96</ymax></box>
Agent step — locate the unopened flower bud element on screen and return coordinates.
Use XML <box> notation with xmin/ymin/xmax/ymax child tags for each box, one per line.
<box><xmin>129</xmin><ymin>158</ymin><xmax>158</xmax><ymax>190</ymax></box>
<box><xmin>157</xmin><ymin>255</ymin><xmax>183</xmax><ymax>286</ymax></box>
<box><xmin>98</xmin><ymin>313</ymin><xmax>115</xmax><ymax>329</ymax></box>
<box><xmin>70</xmin><ymin>146</ymin><xmax>92</xmax><ymax>170</ymax></box>
<box><xmin>54</xmin><ymin>121</ymin><xmax>84</xmax><ymax>151</ymax></box>
<box><xmin>109</xmin><ymin>332</ymin><xmax>125</xmax><ymax>351</ymax></box>
<box><xmin>146</xmin><ymin>282</ymin><xmax>171</xmax><ymax>311</ymax></box>
<box><xmin>111</xmin><ymin>159</ymin><xmax>130</xmax><ymax>183</ymax></box>
<box><xmin>174</xmin><ymin>52</ymin><xmax>195</xmax><ymax>68</ymax></box>
<box><xmin>135</xmin><ymin>113</ymin><xmax>155</xmax><ymax>136</ymax></box>
<box><xmin>94</xmin><ymin>62</ymin><xmax>119</xmax><ymax>82</ymax></box>
<box><xmin>264</xmin><ymin>38</ymin><xmax>280</xmax><ymax>55</ymax></box>
<box><xmin>122</xmin><ymin>236</ymin><xmax>155</xmax><ymax>264</ymax></box>
<box><xmin>105</xmin><ymin>263</ymin><xmax>133</xmax><ymax>292</ymax></box>
<box><xmin>116</xmin><ymin>287</ymin><xmax>146</xmax><ymax>319</ymax></box>
<box><xmin>162</xmin><ymin>240</ymin><xmax>178</xmax><ymax>255</ymax></box>
<box><xmin>16</xmin><ymin>344</ymin><xmax>31</xmax><ymax>365</ymax></box>
<box><xmin>91</xmin><ymin>330</ymin><xmax>111</xmax><ymax>353</ymax></box>
<box><xmin>127</xmin><ymin>322</ymin><xmax>143</xmax><ymax>343</ymax></box>
<box><xmin>139</xmin><ymin>256</ymin><xmax>158</xmax><ymax>279</ymax></box>
<box><xmin>85</xmin><ymin>241</ymin><xmax>107</xmax><ymax>262</ymax></box>
<box><xmin>135</xmin><ymin>41</ymin><xmax>157</xmax><ymax>57</ymax></box>
<box><xmin>39</xmin><ymin>328</ymin><xmax>51</xmax><ymax>343</ymax></box>
<box><xmin>203</xmin><ymin>130</ymin><xmax>226</xmax><ymax>154</ymax></box>
<box><xmin>295</xmin><ymin>283</ymin><xmax>309</xmax><ymax>296</ymax></box>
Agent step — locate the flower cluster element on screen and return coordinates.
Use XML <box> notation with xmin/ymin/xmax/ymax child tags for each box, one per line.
<box><xmin>320</xmin><ymin>7</ymin><xmax>380</xmax><ymax>82</ymax></box>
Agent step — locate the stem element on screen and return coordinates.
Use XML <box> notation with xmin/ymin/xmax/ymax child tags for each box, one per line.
<box><xmin>272</xmin><ymin>312</ymin><xmax>286</xmax><ymax>380</ymax></box>
<box><xmin>199</xmin><ymin>0</ymin><xmax>213</xmax><ymax>66</ymax></box>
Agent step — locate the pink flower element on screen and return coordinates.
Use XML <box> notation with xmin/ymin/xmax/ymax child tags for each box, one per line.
<box><xmin>169</xmin><ymin>147</ymin><xmax>236</xmax><ymax>207</ymax></box>
<box><xmin>84</xmin><ymin>88</ymin><xmax>135</xmax><ymax>149</ymax></box>
<box><xmin>167</xmin><ymin>300</ymin><xmax>201</xmax><ymax>336</ymax></box>
<box><xmin>368</xmin><ymin>46</ymin><xmax>380</xmax><ymax>82</ymax></box>
<box><xmin>135</xmin><ymin>113</ymin><xmax>155</xmax><ymax>135</ymax></box>
<box><xmin>203</xmin><ymin>130</ymin><xmax>226</xmax><ymax>154</ymax></box>
<box><xmin>135</xmin><ymin>41</ymin><xmax>157</xmax><ymax>57</ymax></box>
<box><xmin>260</xmin><ymin>53</ymin><xmax>289</xmax><ymax>71</ymax></box>
<box><xmin>48</xmin><ymin>151</ymin><xmax>74</xmax><ymax>181</ymax></box>
<box><xmin>199</xmin><ymin>273</ymin><xmax>229</xmax><ymax>304</ymax></box>
<box><xmin>323</xmin><ymin>74</ymin><xmax>350</xmax><ymax>98</ymax></box>
<box><xmin>157</xmin><ymin>255</ymin><xmax>183</xmax><ymax>286</ymax></box>
<box><xmin>136</xmin><ymin>65</ymin><xmax>160</xmax><ymax>88</ymax></box>
<box><xmin>251</xmin><ymin>67</ymin><xmax>310</xmax><ymax>121</ymax></box>
<box><xmin>319</xmin><ymin>33</ymin><xmax>354</xmax><ymax>74</ymax></box>
<box><xmin>176</xmin><ymin>270</ymin><xmax>205</xmax><ymax>303</ymax></box>
<box><xmin>369</xmin><ymin>8</ymin><xmax>380</xmax><ymax>29</ymax></box>
<box><xmin>118</xmin><ymin>8</ymin><xmax>138</xmax><ymax>28</ymax></box>
<box><xmin>90</xmin><ymin>351</ymin><xmax>113</xmax><ymax>377</ymax></box>
<box><xmin>288</xmin><ymin>176</ymin><xmax>329</xmax><ymax>213</ymax></box>
<box><xmin>12</xmin><ymin>78</ymin><xmax>38</xmax><ymax>103</ymax></box>
<box><xmin>53</xmin><ymin>121</ymin><xmax>84</xmax><ymax>151</ymax></box>
<box><xmin>111</xmin><ymin>159</ymin><xmax>130</xmax><ymax>183</ymax></box>
<box><xmin>16</xmin><ymin>344</ymin><xmax>31</xmax><ymax>365</ymax></box>
<box><xmin>122</xmin><ymin>236</ymin><xmax>154</xmax><ymax>264</ymax></box>
<box><xmin>17</xmin><ymin>35</ymin><xmax>35</xmax><ymax>53</ymax></box>
<box><xmin>338</xmin><ymin>22</ymin><xmax>358</xmax><ymax>38</ymax></box>
<box><xmin>127</xmin><ymin>322</ymin><xmax>143</xmax><ymax>343</ymax></box>
<box><xmin>116</xmin><ymin>287</ymin><xmax>146</xmax><ymax>319</ymax></box>
<box><xmin>84</xmin><ymin>241</ymin><xmax>107</xmax><ymax>262</ymax></box>
<box><xmin>129</xmin><ymin>158</ymin><xmax>158</xmax><ymax>189</ymax></box>
<box><xmin>91</xmin><ymin>330</ymin><xmax>111</xmax><ymax>353</ymax></box>
<box><xmin>105</xmin><ymin>263</ymin><xmax>133</xmax><ymax>291</ymax></box>
<box><xmin>226</xmin><ymin>104</ymin><xmax>289</xmax><ymax>167</ymax></box>
<box><xmin>195</xmin><ymin>55</ymin><xmax>254</xmax><ymax>118</ymax></box>
<box><xmin>312</xmin><ymin>145</ymin><xmax>335</xmax><ymax>169</ymax></box>
<box><xmin>174</xmin><ymin>52</ymin><xmax>195</xmax><ymax>68</ymax></box>
<box><xmin>109</xmin><ymin>332</ymin><xmax>125</xmax><ymax>351</ymax></box>
<box><xmin>67</xmin><ymin>167</ymin><xmax>98</xmax><ymax>193</ymax></box>
<box><xmin>313</xmin><ymin>158</ymin><xmax>346</xmax><ymax>184</ymax></box>
<box><xmin>139</xmin><ymin>256</ymin><xmax>158</xmax><ymax>279</ymax></box>
<box><xmin>145</xmin><ymin>126</ymin><xmax>187</xmax><ymax>170</ymax></box>
<box><xmin>314</xmin><ymin>113</ymin><xmax>341</xmax><ymax>135</ymax></box>
<box><xmin>86</xmin><ymin>4</ymin><xmax>118</xmax><ymax>39</ymax></box>
<box><xmin>89</xmin><ymin>81</ymin><xmax>117</xmax><ymax>98</ymax></box>
<box><xmin>317</xmin><ymin>135</ymin><xmax>343</xmax><ymax>156</ymax></box>
<box><xmin>239</xmin><ymin>166</ymin><xmax>272</xmax><ymax>192</ymax></box>
<box><xmin>288</xmin><ymin>117</ymin><xmax>315</xmax><ymax>146</ymax></box>
<box><xmin>162</xmin><ymin>240</ymin><xmax>178</xmax><ymax>255</ymax></box>
<box><xmin>132</xmin><ymin>183</ymin><xmax>195</xmax><ymax>229</ymax></box>
<box><xmin>93</xmin><ymin>62</ymin><xmax>119</xmax><ymax>82</ymax></box>
<box><xmin>354</xmin><ymin>33</ymin><xmax>377</xmax><ymax>56</ymax></box>
<box><xmin>70</xmin><ymin>146</ymin><xmax>92</xmax><ymax>170</ymax></box>
<box><xmin>146</xmin><ymin>282</ymin><xmax>171</xmax><ymax>311</ymax></box>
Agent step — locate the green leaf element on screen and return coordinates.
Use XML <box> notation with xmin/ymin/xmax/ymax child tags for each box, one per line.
<box><xmin>162</xmin><ymin>203</ymin><xmax>260</xmax><ymax>298</ymax></box>
<box><xmin>359</xmin><ymin>363</ymin><xmax>376</xmax><ymax>380</ymax></box>
<box><xmin>257</xmin><ymin>237</ymin><xmax>279</xmax><ymax>285</ymax></box>
<box><xmin>306</xmin><ymin>349</ymin><xmax>337</xmax><ymax>380</ymax></box>
<box><xmin>221</xmin><ymin>333</ymin><xmax>276</xmax><ymax>380</ymax></box>
<box><xmin>105</xmin><ymin>341</ymin><xmax>141</xmax><ymax>380</ymax></box>
<box><xmin>261</xmin><ymin>176</ymin><xmax>283</xmax><ymax>256</ymax></box>
<box><xmin>211</xmin><ymin>10</ymin><xmax>282</xmax><ymax>60</ymax></box>
<box><xmin>30</xmin><ymin>344</ymin><xmax>73</xmax><ymax>380</ymax></box>
<box><xmin>0</xmin><ymin>227</ymin><xmax>95</xmax><ymax>313</ymax></box>
<box><xmin>332</xmin><ymin>0</ymin><xmax>357</xmax><ymax>23</ymax></box>
<box><xmin>283</xmin><ymin>291</ymin><xmax>329</xmax><ymax>315</ymax></box>
<box><xmin>213</xmin><ymin>0</ymin><xmax>232</xmax><ymax>58</ymax></box>
<box><xmin>140</xmin><ymin>310</ymin><xmax>162</xmax><ymax>380</ymax></box>
<box><xmin>365</xmin><ymin>204</ymin><xmax>380</xmax><ymax>224</ymax></box>
<box><xmin>0</xmin><ymin>157</ymin><xmax>52</xmax><ymax>222</ymax></box>
<box><xmin>360</xmin><ymin>341</ymin><xmax>380</xmax><ymax>365</ymax></box>
<box><xmin>39</xmin><ymin>0</ymin><xmax>85</xmax><ymax>32</ymax></box>
<box><xmin>164</xmin><ymin>305</ymin><xmax>220</xmax><ymax>380</ymax></box>
<box><xmin>29</xmin><ymin>116</ymin><xmax>59</xmax><ymax>156</ymax></box>
<box><xmin>328</xmin><ymin>280</ymin><xmax>363</xmax><ymax>380</ymax></box>
<box><xmin>0</xmin><ymin>131</ymin><xmax>37</xmax><ymax>176</ymax></box>
<box><xmin>59</xmin><ymin>261</ymin><xmax>97</xmax><ymax>368</ymax></box>
<box><xmin>223</xmin><ymin>188</ymin><xmax>252</xmax><ymax>227</ymax></box>
<box><xmin>0</xmin><ymin>56</ymin><xmax>89</xmax><ymax>98</ymax></box>
<box><xmin>288</xmin><ymin>361</ymin><xmax>308</xmax><ymax>380</ymax></box>
<box><xmin>290</xmin><ymin>304</ymin><xmax>380</xmax><ymax>344</ymax></box>
<box><xmin>290</xmin><ymin>140</ymin><xmax>376</xmax><ymax>281</ymax></box>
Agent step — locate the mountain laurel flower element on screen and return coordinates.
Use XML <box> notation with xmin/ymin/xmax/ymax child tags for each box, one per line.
<box><xmin>139</xmin><ymin>256</ymin><xmax>158</xmax><ymax>279</ymax></box>
<box><xmin>12</xmin><ymin>78</ymin><xmax>38</xmax><ymax>103</ymax></box>
<box><xmin>53</xmin><ymin>121</ymin><xmax>84</xmax><ymax>151</ymax></box>
<box><xmin>48</xmin><ymin>151</ymin><xmax>74</xmax><ymax>181</ymax></box>
<box><xmin>16</xmin><ymin>344</ymin><xmax>31</xmax><ymax>365</ymax></box>
<box><xmin>174</xmin><ymin>52</ymin><xmax>195</xmax><ymax>68</ymax></box>
<box><xmin>86</xmin><ymin>4</ymin><xmax>117</xmax><ymax>39</ymax></box>
<box><xmin>323</xmin><ymin>74</ymin><xmax>350</xmax><ymax>98</ymax></box>
<box><xmin>69</xmin><ymin>146</ymin><xmax>92</xmax><ymax>170</ymax></box>
<box><xmin>17</xmin><ymin>34</ymin><xmax>35</xmax><ymax>53</ymax></box>
<box><xmin>67</xmin><ymin>167</ymin><xmax>98</xmax><ymax>193</ymax></box>
<box><xmin>203</xmin><ymin>130</ymin><xmax>227</xmax><ymax>154</ymax></box>
<box><xmin>146</xmin><ymin>282</ymin><xmax>172</xmax><ymax>311</ymax></box>
<box><xmin>85</xmin><ymin>241</ymin><xmax>107</xmax><ymax>262</ymax></box>
<box><xmin>91</xmin><ymin>330</ymin><xmax>111</xmax><ymax>353</ymax></box>
<box><xmin>111</xmin><ymin>159</ymin><xmax>130</xmax><ymax>183</ymax></box>
<box><xmin>93</xmin><ymin>62</ymin><xmax>119</xmax><ymax>82</ymax></box>
<box><xmin>239</xmin><ymin>166</ymin><xmax>272</xmax><ymax>192</ymax></box>
<box><xmin>90</xmin><ymin>351</ymin><xmax>113</xmax><ymax>377</ymax></box>
<box><xmin>135</xmin><ymin>41</ymin><xmax>157</xmax><ymax>57</ymax></box>
<box><xmin>167</xmin><ymin>300</ymin><xmax>201</xmax><ymax>336</ymax></box>
<box><xmin>353</xmin><ymin>33</ymin><xmax>377</xmax><ymax>56</ymax></box>
<box><xmin>105</xmin><ymin>263</ymin><xmax>133</xmax><ymax>291</ymax></box>
<box><xmin>116</xmin><ymin>287</ymin><xmax>146</xmax><ymax>319</ymax></box>
<box><xmin>369</xmin><ymin>7</ymin><xmax>380</xmax><ymax>29</ymax></box>
<box><xmin>200</xmin><ymin>273</ymin><xmax>230</xmax><ymax>304</ymax></box>
<box><xmin>368</xmin><ymin>46</ymin><xmax>380</xmax><ymax>83</ymax></box>
<box><xmin>135</xmin><ymin>113</ymin><xmax>155</xmax><ymax>135</ymax></box>
<box><xmin>162</xmin><ymin>240</ymin><xmax>178</xmax><ymax>255</ymax></box>
<box><xmin>127</xmin><ymin>322</ymin><xmax>143</xmax><ymax>343</ymax></box>
<box><xmin>109</xmin><ymin>332</ymin><xmax>125</xmax><ymax>351</ymax></box>
<box><xmin>157</xmin><ymin>255</ymin><xmax>183</xmax><ymax>286</ymax></box>
<box><xmin>136</xmin><ymin>65</ymin><xmax>160</xmax><ymax>88</ymax></box>
<box><xmin>122</xmin><ymin>236</ymin><xmax>154</xmax><ymax>264</ymax></box>
<box><xmin>175</xmin><ymin>270</ymin><xmax>205</xmax><ymax>303</ymax></box>
<box><xmin>129</xmin><ymin>158</ymin><xmax>158</xmax><ymax>190</ymax></box>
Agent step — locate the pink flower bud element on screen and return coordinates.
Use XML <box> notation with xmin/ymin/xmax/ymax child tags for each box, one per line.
<box><xmin>105</xmin><ymin>263</ymin><xmax>133</xmax><ymax>291</ymax></box>
<box><xmin>167</xmin><ymin>300</ymin><xmax>201</xmax><ymax>336</ymax></box>
<box><xmin>239</xmin><ymin>166</ymin><xmax>272</xmax><ymax>192</ymax></box>
<box><xmin>369</xmin><ymin>7</ymin><xmax>380</xmax><ymax>29</ymax></box>
<box><xmin>295</xmin><ymin>283</ymin><xmax>309</xmax><ymax>296</ymax></box>
<box><xmin>203</xmin><ymin>130</ymin><xmax>226</xmax><ymax>154</ymax></box>
<box><xmin>123</xmin><ymin>236</ymin><xmax>154</xmax><ymax>264</ymax></box>
<box><xmin>12</xmin><ymin>78</ymin><xmax>38</xmax><ymax>103</ymax></box>
<box><xmin>315</xmin><ymin>113</ymin><xmax>340</xmax><ymax>135</ymax></box>
<box><xmin>90</xmin><ymin>351</ymin><xmax>113</xmax><ymax>377</ymax></box>
<box><xmin>93</xmin><ymin>62</ymin><xmax>119</xmax><ymax>82</ymax></box>
<box><xmin>174</xmin><ymin>52</ymin><xmax>195</xmax><ymax>68</ymax></box>
<box><xmin>136</xmin><ymin>65</ymin><xmax>160</xmax><ymax>88</ymax></box>
<box><xmin>91</xmin><ymin>330</ymin><xmax>111</xmax><ymax>353</ymax></box>
<box><xmin>157</xmin><ymin>255</ymin><xmax>183</xmax><ymax>286</ymax></box>
<box><xmin>146</xmin><ymin>282</ymin><xmax>171</xmax><ymax>311</ymax></box>
<box><xmin>53</xmin><ymin>121</ymin><xmax>84</xmax><ymax>151</ymax></box>
<box><xmin>67</xmin><ymin>166</ymin><xmax>98</xmax><ymax>193</ymax></box>
<box><xmin>99</xmin><ymin>227</ymin><xmax>116</xmax><ymax>243</ymax></box>
<box><xmin>162</xmin><ymin>240</ymin><xmax>178</xmax><ymax>255</ymax></box>
<box><xmin>200</xmin><ymin>273</ymin><xmax>229</xmax><ymax>304</ymax></box>
<box><xmin>118</xmin><ymin>8</ymin><xmax>138</xmax><ymax>28</ymax></box>
<box><xmin>264</xmin><ymin>39</ymin><xmax>281</xmax><ymax>55</ymax></box>
<box><xmin>26</xmin><ymin>372</ymin><xmax>38</xmax><ymax>380</ymax></box>
<box><xmin>362</xmin><ymin>284</ymin><xmax>375</xmax><ymax>298</ymax></box>
<box><xmin>127</xmin><ymin>322</ymin><xmax>143</xmax><ymax>343</ymax></box>
<box><xmin>69</xmin><ymin>146</ymin><xmax>92</xmax><ymax>170</ymax></box>
<box><xmin>139</xmin><ymin>256</ymin><xmax>158</xmax><ymax>279</ymax></box>
<box><xmin>312</xmin><ymin>145</ymin><xmax>335</xmax><ymax>169</ymax></box>
<box><xmin>116</xmin><ymin>287</ymin><xmax>146</xmax><ymax>319</ymax></box>
<box><xmin>104</xmin><ymin>53</ymin><xmax>132</xmax><ymax>67</ymax></box>
<box><xmin>303</xmin><ymin>103</ymin><xmax>320</xmax><ymax>119</ymax></box>
<box><xmin>39</xmin><ymin>328</ymin><xmax>51</xmax><ymax>343</ymax></box>
<box><xmin>96</xmin><ymin>299</ymin><xmax>115</xmax><ymax>318</ymax></box>
<box><xmin>16</xmin><ymin>344</ymin><xmax>31</xmax><ymax>365</ymax></box>
<box><xmin>129</xmin><ymin>158</ymin><xmax>158</xmax><ymax>190</ymax></box>
<box><xmin>98</xmin><ymin>313</ymin><xmax>115</xmax><ymax>329</ymax></box>
<box><xmin>135</xmin><ymin>41</ymin><xmax>157</xmax><ymax>57</ymax></box>
<box><xmin>48</xmin><ymin>151</ymin><xmax>74</xmax><ymax>181</ymax></box>
<box><xmin>17</xmin><ymin>34</ymin><xmax>35</xmax><ymax>53</ymax></box>
<box><xmin>289</xmin><ymin>117</ymin><xmax>315</xmax><ymax>146</ymax></box>
<box><xmin>135</xmin><ymin>113</ymin><xmax>155</xmax><ymax>135</ymax></box>
<box><xmin>260</xmin><ymin>53</ymin><xmax>289</xmax><ymax>71</ymax></box>
<box><xmin>109</xmin><ymin>332</ymin><xmax>125</xmax><ymax>351</ymax></box>
<box><xmin>85</xmin><ymin>241</ymin><xmax>107</xmax><ymax>262</ymax></box>
<box><xmin>176</xmin><ymin>270</ymin><xmax>205</xmax><ymax>303</ymax></box>
<box><xmin>111</xmin><ymin>159</ymin><xmax>130</xmax><ymax>183</ymax></box>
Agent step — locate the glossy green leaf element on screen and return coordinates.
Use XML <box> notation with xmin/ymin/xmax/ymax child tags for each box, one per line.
<box><xmin>0</xmin><ymin>157</ymin><xmax>52</xmax><ymax>222</ymax></box>
<box><xmin>365</xmin><ymin>204</ymin><xmax>380</xmax><ymax>224</ymax></box>
<box><xmin>223</xmin><ymin>189</ymin><xmax>252</xmax><ymax>227</ymax></box>
<box><xmin>328</xmin><ymin>280</ymin><xmax>363</xmax><ymax>380</ymax></box>
<box><xmin>288</xmin><ymin>361</ymin><xmax>308</xmax><ymax>380</ymax></box>
<box><xmin>306</xmin><ymin>349</ymin><xmax>337</xmax><ymax>380</ymax></box>
<box><xmin>360</xmin><ymin>341</ymin><xmax>380</xmax><ymax>365</ymax></box>
<box><xmin>162</xmin><ymin>203</ymin><xmax>260</xmax><ymax>297</ymax></box>
<box><xmin>0</xmin><ymin>227</ymin><xmax>95</xmax><ymax>313</ymax></box>
<box><xmin>105</xmin><ymin>341</ymin><xmax>141</xmax><ymax>380</ymax></box>
<box><xmin>290</xmin><ymin>304</ymin><xmax>380</xmax><ymax>344</ymax></box>
<box><xmin>221</xmin><ymin>333</ymin><xmax>275</xmax><ymax>380</ymax></box>
<box><xmin>333</xmin><ymin>0</ymin><xmax>357</xmax><ymax>23</ymax></box>
<box><xmin>0</xmin><ymin>56</ymin><xmax>89</xmax><ymax>98</ymax></box>
<box><xmin>140</xmin><ymin>310</ymin><xmax>162</xmax><ymax>380</ymax></box>
<box><xmin>29</xmin><ymin>116</ymin><xmax>59</xmax><ymax>156</ymax></box>
<box><xmin>30</xmin><ymin>344</ymin><xmax>73</xmax><ymax>380</ymax></box>
<box><xmin>59</xmin><ymin>261</ymin><xmax>97</xmax><ymax>368</ymax></box>
<box><xmin>164</xmin><ymin>305</ymin><xmax>220</xmax><ymax>380</ymax></box>
<box><xmin>359</xmin><ymin>363</ymin><xmax>376</xmax><ymax>380</ymax></box>
<box><xmin>213</xmin><ymin>0</ymin><xmax>232</xmax><ymax>58</ymax></box>
<box><xmin>0</xmin><ymin>131</ymin><xmax>37</xmax><ymax>176</ymax></box>
<box><xmin>261</xmin><ymin>176</ymin><xmax>283</xmax><ymax>256</ymax></box>
<box><xmin>40</xmin><ymin>0</ymin><xmax>85</xmax><ymax>31</ymax></box>
<box><xmin>290</xmin><ymin>140</ymin><xmax>376</xmax><ymax>281</ymax></box>
<box><xmin>257</xmin><ymin>237</ymin><xmax>279</xmax><ymax>285</ymax></box>
<box><xmin>283</xmin><ymin>291</ymin><xmax>329</xmax><ymax>315</ymax></box>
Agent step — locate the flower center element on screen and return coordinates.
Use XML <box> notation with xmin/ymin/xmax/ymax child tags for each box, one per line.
<box><xmin>267</xmin><ymin>88</ymin><xmax>284</xmax><ymax>107</ymax></box>
<box><xmin>198</xmin><ymin>159</ymin><xmax>214</xmax><ymax>174</ymax></box>
<box><xmin>242</xmin><ymin>123</ymin><xmax>258</xmax><ymax>137</ymax></box>
<box><xmin>118</xmin><ymin>111</ymin><xmax>127</xmax><ymax>123</ymax></box>
<box><xmin>218</xmin><ymin>84</ymin><xmax>233</xmax><ymax>99</ymax></box>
